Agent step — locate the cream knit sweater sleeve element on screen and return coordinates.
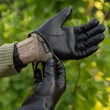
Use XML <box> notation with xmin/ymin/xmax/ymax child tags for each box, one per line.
<box><xmin>0</xmin><ymin>43</ymin><xmax>18</xmax><ymax>78</ymax></box>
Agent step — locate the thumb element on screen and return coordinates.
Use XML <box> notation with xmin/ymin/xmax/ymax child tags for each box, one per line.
<box><xmin>51</xmin><ymin>5</ymin><xmax>72</xmax><ymax>26</ymax></box>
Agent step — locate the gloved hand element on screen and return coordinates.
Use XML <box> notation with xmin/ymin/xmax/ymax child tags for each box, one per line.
<box><xmin>19</xmin><ymin>58</ymin><xmax>66</xmax><ymax>110</ymax></box>
<box><xmin>29</xmin><ymin>6</ymin><xmax>105</xmax><ymax>60</ymax></box>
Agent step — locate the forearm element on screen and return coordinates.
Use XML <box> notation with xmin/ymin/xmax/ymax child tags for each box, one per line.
<box><xmin>0</xmin><ymin>34</ymin><xmax>52</xmax><ymax>78</ymax></box>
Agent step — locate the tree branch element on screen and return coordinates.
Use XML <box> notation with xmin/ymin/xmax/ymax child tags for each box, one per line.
<box><xmin>73</xmin><ymin>61</ymin><xmax>81</xmax><ymax>93</ymax></box>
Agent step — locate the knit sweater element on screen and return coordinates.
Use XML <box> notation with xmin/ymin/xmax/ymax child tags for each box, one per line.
<box><xmin>0</xmin><ymin>43</ymin><xmax>18</xmax><ymax>78</ymax></box>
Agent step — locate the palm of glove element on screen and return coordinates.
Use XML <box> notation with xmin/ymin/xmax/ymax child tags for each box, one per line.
<box><xmin>30</xmin><ymin>6</ymin><xmax>105</xmax><ymax>60</ymax></box>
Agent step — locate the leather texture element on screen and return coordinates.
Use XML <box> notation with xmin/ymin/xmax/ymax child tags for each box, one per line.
<box><xmin>19</xmin><ymin>58</ymin><xmax>66</xmax><ymax>110</ymax></box>
<box><xmin>29</xmin><ymin>6</ymin><xmax>105</xmax><ymax>60</ymax></box>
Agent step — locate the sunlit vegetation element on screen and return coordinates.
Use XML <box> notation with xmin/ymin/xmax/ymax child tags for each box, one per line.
<box><xmin>0</xmin><ymin>0</ymin><xmax>110</xmax><ymax>110</ymax></box>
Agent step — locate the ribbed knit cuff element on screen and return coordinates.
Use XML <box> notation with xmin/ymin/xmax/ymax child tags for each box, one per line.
<box><xmin>0</xmin><ymin>43</ymin><xmax>18</xmax><ymax>77</ymax></box>
<box><xmin>0</xmin><ymin>43</ymin><xmax>15</xmax><ymax>66</ymax></box>
<box><xmin>13</xmin><ymin>44</ymin><xmax>27</xmax><ymax>72</ymax></box>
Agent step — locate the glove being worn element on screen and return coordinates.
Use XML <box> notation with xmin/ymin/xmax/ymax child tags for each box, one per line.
<box><xmin>29</xmin><ymin>6</ymin><xmax>105</xmax><ymax>60</ymax></box>
<box><xmin>19</xmin><ymin>58</ymin><xmax>66</xmax><ymax>110</ymax></box>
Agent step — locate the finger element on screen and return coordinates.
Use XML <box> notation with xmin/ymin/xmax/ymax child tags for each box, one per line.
<box><xmin>81</xmin><ymin>18</ymin><xmax>99</xmax><ymax>32</ymax></box>
<box><xmin>86</xmin><ymin>24</ymin><xmax>105</xmax><ymax>38</ymax></box>
<box><xmin>42</xmin><ymin>63</ymin><xmax>46</xmax><ymax>79</ymax></box>
<box><xmin>51</xmin><ymin>5</ymin><xmax>72</xmax><ymax>26</ymax></box>
<box><xmin>44</xmin><ymin>59</ymin><xmax>56</xmax><ymax>81</ymax></box>
<box><xmin>34</xmin><ymin>68</ymin><xmax>42</xmax><ymax>85</ymax></box>
<box><xmin>76</xmin><ymin>46</ymin><xmax>98</xmax><ymax>59</ymax></box>
<box><xmin>86</xmin><ymin>46</ymin><xmax>98</xmax><ymax>57</ymax></box>
<box><xmin>74</xmin><ymin>18</ymin><xmax>99</xmax><ymax>33</ymax></box>
<box><xmin>87</xmin><ymin>33</ymin><xmax>104</xmax><ymax>47</ymax></box>
<box><xmin>77</xmin><ymin>33</ymin><xmax>104</xmax><ymax>49</ymax></box>
<box><xmin>56</xmin><ymin>58</ymin><xmax>66</xmax><ymax>89</ymax></box>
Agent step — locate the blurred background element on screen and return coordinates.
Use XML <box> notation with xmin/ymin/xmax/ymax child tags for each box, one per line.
<box><xmin>0</xmin><ymin>0</ymin><xmax>110</xmax><ymax>110</ymax></box>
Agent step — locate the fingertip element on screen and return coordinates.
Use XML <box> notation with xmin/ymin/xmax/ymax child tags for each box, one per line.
<box><xmin>92</xmin><ymin>18</ymin><xmax>99</xmax><ymax>25</ymax></box>
<box><xmin>87</xmin><ymin>45</ymin><xmax>98</xmax><ymax>56</ymax></box>
<box><xmin>47</xmin><ymin>58</ymin><xmax>55</xmax><ymax>64</ymax></box>
<box><xmin>88</xmin><ymin>18</ymin><xmax>99</xmax><ymax>27</ymax></box>
<box><xmin>92</xmin><ymin>45</ymin><xmax>99</xmax><ymax>51</ymax></box>
<box><xmin>95</xmin><ymin>45</ymin><xmax>99</xmax><ymax>51</ymax></box>
<box><xmin>81</xmin><ymin>18</ymin><xmax>99</xmax><ymax>32</ymax></box>
<box><xmin>46</xmin><ymin>58</ymin><xmax>56</xmax><ymax>69</ymax></box>
<box><xmin>99</xmin><ymin>33</ymin><xmax>105</xmax><ymax>42</ymax></box>
<box><xmin>68</xmin><ymin>5</ymin><xmax>72</xmax><ymax>9</ymax></box>
<box><xmin>66</xmin><ymin>5</ymin><xmax>72</xmax><ymax>17</ymax></box>
<box><xmin>92</xmin><ymin>45</ymin><xmax>98</xmax><ymax>52</ymax></box>
<box><xmin>54</xmin><ymin>6</ymin><xmax>72</xmax><ymax>26</ymax></box>
<box><xmin>99</xmin><ymin>24</ymin><xmax>106</xmax><ymax>32</ymax></box>
<box><xmin>89</xmin><ymin>33</ymin><xmax>105</xmax><ymax>46</ymax></box>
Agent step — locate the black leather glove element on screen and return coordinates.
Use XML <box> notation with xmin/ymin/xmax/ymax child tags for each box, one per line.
<box><xmin>19</xmin><ymin>59</ymin><xmax>66</xmax><ymax>110</ymax></box>
<box><xmin>29</xmin><ymin>6</ymin><xmax>105</xmax><ymax>60</ymax></box>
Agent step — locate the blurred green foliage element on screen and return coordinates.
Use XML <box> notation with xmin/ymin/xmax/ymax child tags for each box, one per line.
<box><xmin>0</xmin><ymin>0</ymin><xmax>110</xmax><ymax>110</ymax></box>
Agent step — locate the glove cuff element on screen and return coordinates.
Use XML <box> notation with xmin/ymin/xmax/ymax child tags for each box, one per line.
<box><xmin>28</xmin><ymin>31</ymin><xmax>57</xmax><ymax>60</ymax></box>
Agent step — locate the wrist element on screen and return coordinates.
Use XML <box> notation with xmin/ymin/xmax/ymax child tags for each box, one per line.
<box><xmin>16</xmin><ymin>37</ymin><xmax>37</xmax><ymax>64</ymax></box>
<box><xmin>16</xmin><ymin>34</ymin><xmax>52</xmax><ymax>65</ymax></box>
